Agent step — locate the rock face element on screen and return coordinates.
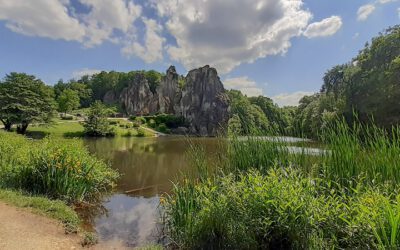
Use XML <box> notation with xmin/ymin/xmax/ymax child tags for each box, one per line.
<box><xmin>180</xmin><ymin>66</ymin><xmax>230</xmax><ymax>136</ymax></box>
<box><xmin>103</xmin><ymin>65</ymin><xmax>230</xmax><ymax>136</ymax></box>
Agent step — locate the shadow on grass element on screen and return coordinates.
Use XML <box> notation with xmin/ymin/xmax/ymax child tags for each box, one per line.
<box><xmin>63</xmin><ymin>131</ymin><xmax>85</xmax><ymax>138</ymax></box>
<box><xmin>25</xmin><ymin>131</ymin><xmax>50</xmax><ymax>139</ymax></box>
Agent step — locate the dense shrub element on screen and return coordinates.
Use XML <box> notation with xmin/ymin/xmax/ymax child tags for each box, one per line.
<box><xmin>156</xmin><ymin>123</ymin><xmax>168</xmax><ymax>133</ymax></box>
<box><xmin>163</xmin><ymin>120</ymin><xmax>400</xmax><ymax>249</ymax></box>
<box><xmin>163</xmin><ymin>168</ymin><xmax>400</xmax><ymax>249</ymax></box>
<box><xmin>0</xmin><ymin>132</ymin><xmax>118</xmax><ymax>203</ymax></box>
<box><xmin>137</xmin><ymin>128</ymin><xmax>145</xmax><ymax>137</ymax></box>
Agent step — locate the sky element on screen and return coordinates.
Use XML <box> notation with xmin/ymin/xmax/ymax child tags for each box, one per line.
<box><xmin>0</xmin><ymin>0</ymin><xmax>399</xmax><ymax>106</ymax></box>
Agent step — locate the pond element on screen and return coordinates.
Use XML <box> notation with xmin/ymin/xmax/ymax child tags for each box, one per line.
<box><xmin>82</xmin><ymin>136</ymin><xmax>323</xmax><ymax>248</ymax></box>
<box><xmin>83</xmin><ymin>136</ymin><xmax>221</xmax><ymax>247</ymax></box>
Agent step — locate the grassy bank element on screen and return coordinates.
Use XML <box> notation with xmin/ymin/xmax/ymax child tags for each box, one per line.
<box><xmin>0</xmin><ymin>131</ymin><xmax>118</xmax><ymax>204</ymax></box>
<box><xmin>0</xmin><ymin>189</ymin><xmax>80</xmax><ymax>233</ymax></box>
<box><xmin>162</xmin><ymin>120</ymin><xmax>400</xmax><ymax>249</ymax></box>
<box><xmin>27</xmin><ymin>120</ymin><xmax>154</xmax><ymax>138</ymax></box>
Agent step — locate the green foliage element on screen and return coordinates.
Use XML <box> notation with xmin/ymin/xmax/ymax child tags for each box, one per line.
<box><xmin>227</xmin><ymin>90</ymin><xmax>271</xmax><ymax>135</ymax></box>
<box><xmin>0</xmin><ymin>132</ymin><xmax>118</xmax><ymax>204</ymax></box>
<box><xmin>144</xmin><ymin>70</ymin><xmax>162</xmax><ymax>94</ymax></box>
<box><xmin>249</xmin><ymin>95</ymin><xmax>291</xmax><ymax>134</ymax></box>
<box><xmin>163</xmin><ymin>168</ymin><xmax>400</xmax><ymax>249</ymax></box>
<box><xmin>81</xmin><ymin>232</ymin><xmax>98</xmax><ymax>246</ymax></box>
<box><xmin>137</xmin><ymin>127</ymin><xmax>145</xmax><ymax>137</ymax></box>
<box><xmin>83</xmin><ymin>101</ymin><xmax>115</xmax><ymax>137</ymax></box>
<box><xmin>163</xmin><ymin>119</ymin><xmax>400</xmax><ymax>249</ymax></box>
<box><xmin>57</xmin><ymin>89</ymin><xmax>80</xmax><ymax>114</ymax></box>
<box><xmin>55</xmin><ymin>79</ymin><xmax>93</xmax><ymax>108</ymax></box>
<box><xmin>157</xmin><ymin>123</ymin><xmax>168</xmax><ymax>133</ymax></box>
<box><xmin>296</xmin><ymin>25</ymin><xmax>400</xmax><ymax>138</ymax></box>
<box><xmin>0</xmin><ymin>72</ymin><xmax>56</xmax><ymax>133</ymax></box>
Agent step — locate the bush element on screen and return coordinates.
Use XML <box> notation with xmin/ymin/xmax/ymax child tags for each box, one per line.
<box><xmin>132</xmin><ymin>121</ymin><xmax>140</xmax><ymax>128</ymax></box>
<box><xmin>163</xmin><ymin>168</ymin><xmax>399</xmax><ymax>249</ymax></box>
<box><xmin>156</xmin><ymin>123</ymin><xmax>168</xmax><ymax>133</ymax></box>
<box><xmin>148</xmin><ymin>119</ymin><xmax>156</xmax><ymax>128</ymax></box>
<box><xmin>0</xmin><ymin>132</ymin><xmax>118</xmax><ymax>204</ymax></box>
<box><xmin>109</xmin><ymin>120</ymin><xmax>119</xmax><ymax>125</ymax></box>
<box><xmin>134</xmin><ymin>117</ymin><xmax>146</xmax><ymax>125</ymax></box>
<box><xmin>137</xmin><ymin>128</ymin><xmax>145</xmax><ymax>137</ymax></box>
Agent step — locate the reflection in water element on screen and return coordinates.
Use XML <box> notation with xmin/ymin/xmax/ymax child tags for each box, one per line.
<box><xmin>95</xmin><ymin>195</ymin><xmax>160</xmax><ymax>247</ymax></box>
<box><xmin>83</xmin><ymin>137</ymin><xmax>220</xmax><ymax>247</ymax></box>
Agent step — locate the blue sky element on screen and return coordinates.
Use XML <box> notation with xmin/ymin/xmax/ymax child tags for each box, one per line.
<box><xmin>0</xmin><ymin>0</ymin><xmax>399</xmax><ymax>106</ymax></box>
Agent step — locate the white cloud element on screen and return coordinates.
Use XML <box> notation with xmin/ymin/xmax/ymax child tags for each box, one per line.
<box><xmin>122</xmin><ymin>18</ymin><xmax>165</xmax><ymax>63</ymax></box>
<box><xmin>72</xmin><ymin>68</ymin><xmax>102</xmax><ymax>79</ymax></box>
<box><xmin>152</xmin><ymin>0</ymin><xmax>312</xmax><ymax>74</ymax></box>
<box><xmin>223</xmin><ymin>76</ymin><xmax>263</xmax><ymax>97</ymax></box>
<box><xmin>0</xmin><ymin>0</ymin><xmax>142</xmax><ymax>48</ymax></box>
<box><xmin>378</xmin><ymin>0</ymin><xmax>396</xmax><ymax>3</ymax></box>
<box><xmin>398</xmin><ymin>7</ymin><xmax>400</xmax><ymax>18</ymax></box>
<box><xmin>357</xmin><ymin>4</ymin><xmax>376</xmax><ymax>21</ymax></box>
<box><xmin>303</xmin><ymin>16</ymin><xmax>342</xmax><ymax>38</ymax></box>
<box><xmin>0</xmin><ymin>0</ymin><xmax>85</xmax><ymax>41</ymax></box>
<box><xmin>272</xmin><ymin>91</ymin><xmax>314</xmax><ymax>107</ymax></box>
<box><xmin>79</xmin><ymin>0</ymin><xmax>142</xmax><ymax>47</ymax></box>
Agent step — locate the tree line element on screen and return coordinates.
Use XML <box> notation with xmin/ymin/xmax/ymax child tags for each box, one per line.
<box><xmin>293</xmin><ymin>25</ymin><xmax>400</xmax><ymax>138</ymax></box>
<box><xmin>1</xmin><ymin>25</ymin><xmax>398</xmax><ymax>137</ymax></box>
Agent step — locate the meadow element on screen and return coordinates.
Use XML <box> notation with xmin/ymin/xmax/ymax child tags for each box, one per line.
<box><xmin>162</xmin><ymin>120</ymin><xmax>400</xmax><ymax>249</ymax></box>
<box><xmin>26</xmin><ymin>118</ymin><xmax>154</xmax><ymax>138</ymax></box>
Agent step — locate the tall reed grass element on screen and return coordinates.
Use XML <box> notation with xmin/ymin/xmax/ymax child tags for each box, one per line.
<box><xmin>162</xmin><ymin>119</ymin><xmax>400</xmax><ymax>249</ymax></box>
<box><xmin>0</xmin><ymin>131</ymin><xmax>118</xmax><ymax>204</ymax></box>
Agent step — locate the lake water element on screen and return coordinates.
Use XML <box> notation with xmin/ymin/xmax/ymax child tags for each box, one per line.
<box><xmin>82</xmin><ymin>136</ymin><xmax>322</xmax><ymax>247</ymax></box>
<box><xmin>83</xmin><ymin>136</ymin><xmax>221</xmax><ymax>247</ymax></box>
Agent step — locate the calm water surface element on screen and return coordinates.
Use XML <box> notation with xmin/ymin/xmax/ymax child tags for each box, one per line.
<box><xmin>83</xmin><ymin>136</ymin><xmax>221</xmax><ymax>247</ymax></box>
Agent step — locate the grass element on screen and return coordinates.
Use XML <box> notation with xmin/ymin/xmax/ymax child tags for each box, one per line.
<box><xmin>162</xmin><ymin>120</ymin><xmax>400</xmax><ymax>249</ymax></box>
<box><xmin>28</xmin><ymin>122</ymin><xmax>85</xmax><ymax>138</ymax></box>
<box><xmin>27</xmin><ymin>120</ymin><xmax>155</xmax><ymax>138</ymax></box>
<box><xmin>0</xmin><ymin>189</ymin><xmax>80</xmax><ymax>233</ymax></box>
<box><xmin>0</xmin><ymin>131</ymin><xmax>119</xmax><ymax>204</ymax></box>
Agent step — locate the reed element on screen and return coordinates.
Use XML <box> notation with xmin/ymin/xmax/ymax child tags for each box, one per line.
<box><xmin>0</xmin><ymin>131</ymin><xmax>118</xmax><ymax>204</ymax></box>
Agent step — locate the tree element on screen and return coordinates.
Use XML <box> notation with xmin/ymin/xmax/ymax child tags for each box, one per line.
<box><xmin>83</xmin><ymin>101</ymin><xmax>115</xmax><ymax>137</ymax></box>
<box><xmin>57</xmin><ymin>89</ymin><xmax>80</xmax><ymax>115</ymax></box>
<box><xmin>0</xmin><ymin>73</ymin><xmax>55</xmax><ymax>134</ymax></box>
<box><xmin>228</xmin><ymin>90</ymin><xmax>270</xmax><ymax>135</ymax></box>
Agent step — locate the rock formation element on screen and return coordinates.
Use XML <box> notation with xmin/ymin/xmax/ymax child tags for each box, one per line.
<box><xmin>103</xmin><ymin>65</ymin><xmax>230</xmax><ymax>136</ymax></box>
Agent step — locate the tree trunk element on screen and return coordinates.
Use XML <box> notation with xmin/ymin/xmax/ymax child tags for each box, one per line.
<box><xmin>16</xmin><ymin>122</ymin><xmax>29</xmax><ymax>134</ymax></box>
<box><xmin>1</xmin><ymin>120</ymin><xmax>12</xmax><ymax>131</ymax></box>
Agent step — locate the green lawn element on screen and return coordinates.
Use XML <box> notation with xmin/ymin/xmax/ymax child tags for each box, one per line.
<box><xmin>27</xmin><ymin>121</ymin><xmax>154</xmax><ymax>138</ymax></box>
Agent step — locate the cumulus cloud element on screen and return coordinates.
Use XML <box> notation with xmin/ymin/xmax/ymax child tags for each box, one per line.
<box><xmin>223</xmin><ymin>76</ymin><xmax>263</xmax><ymax>97</ymax></box>
<box><xmin>122</xmin><ymin>18</ymin><xmax>165</xmax><ymax>63</ymax></box>
<box><xmin>272</xmin><ymin>91</ymin><xmax>314</xmax><ymax>107</ymax></box>
<box><xmin>0</xmin><ymin>0</ymin><xmax>142</xmax><ymax>48</ymax></box>
<box><xmin>72</xmin><ymin>68</ymin><xmax>102</xmax><ymax>79</ymax></box>
<box><xmin>152</xmin><ymin>0</ymin><xmax>312</xmax><ymax>73</ymax></box>
<box><xmin>79</xmin><ymin>0</ymin><xmax>142</xmax><ymax>47</ymax></box>
<box><xmin>0</xmin><ymin>0</ymin><xmax>85</xmax><ymax>41</ymax></box>
<box><xmin>303</xmin><ymin>16</ymin><xmax>342</xmax><ymax>38</ymax></box>
<box><xmin>357</xmin><ymin>4</ymin><xmax>376</xmax><ymax>21</ymax></box>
